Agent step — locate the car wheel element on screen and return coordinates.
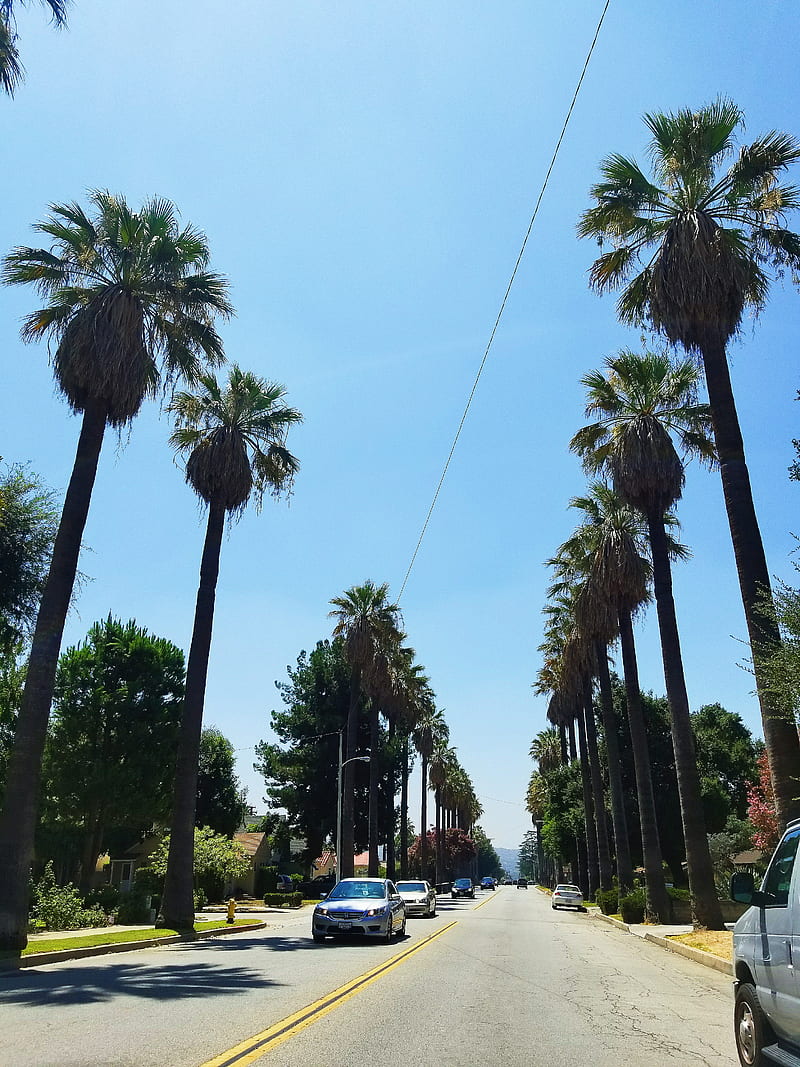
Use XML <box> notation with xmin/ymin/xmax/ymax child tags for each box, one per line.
<box><xmin>430</xmin><ymin>903</ymin><xmax>436</xmax><ymax>917</ymax></box>
<box><xmin>734</xmin><ymin>982</ymin><xmax>773</xmax><ymax>1067</ymax></box>
<box><xmin>400</xmin><ymin>916</ymin><xmax>406</xmax><ymax>937</ymax></box>
<box><xmin>551</xmin><ymin>903</ymin><xmax>557</xmax><ymax>910</ymax></box>
<box><xmin>385</xmin><ymin>917</ymin><xmax>394</xmax><ymax>943</ymax></box>
<box><xmin>312</xmin><ymin>933</ymin><xmax>325</xmax><ymax>943</ymax></box>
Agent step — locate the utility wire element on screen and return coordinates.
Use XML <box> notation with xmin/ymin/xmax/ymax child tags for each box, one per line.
<box><xmin>398</xmin><ymin>0</ymin><xmax>612</xmax><ymax>601</ymax></box>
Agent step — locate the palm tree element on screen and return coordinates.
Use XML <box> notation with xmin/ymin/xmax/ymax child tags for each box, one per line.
<box><xmin>0</xmin><ymin>192</ymin><xmax>231</xmax><ymax>952</ymax></box>
<box><xmin>158</xmin><ymin>365</ymin><xmax>301</xmax><ymax>930</ymax></box>
<box><xmin>561</xmin><ymin>484</ymin><xmax>672</xmax><ymax>921</ymax></box>
<box><xmin>413</xmin><ymin>700</ymin><xmax>447</xmax><ymax>882</ymax></box>
<box><xmin>571</xmin><ymin>348</ymin><xmax>724</xmax><ymax>927</ymax></box>
<box><xmin>1</xmin><ymin>0</ymin><xmax>67</xmax><ymax>96</ymax></box>
<box><xmin>579</xmin><ymin>99</ymin><xmax>800</xmax><ymax>827</ymax></box>
<box><xmin>529</xmin><ymin>728</ymin><xmax>562</xmax><ymax>774</ymax></box>
<box><xmin>329</xmin><ymin>581</ymin><xmax>402</xmax><ymax>878</ymax></box>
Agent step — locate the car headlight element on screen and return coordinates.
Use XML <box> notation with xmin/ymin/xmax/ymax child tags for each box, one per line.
<box><xmin>316</xmin><ymin>906</ymin><xmax>329</xmax><ymax>916</ymax></box>
<box><xmin>364</xmin><ymin>905</ymin><xmax>387</xmax><ymax>917</ymax></box>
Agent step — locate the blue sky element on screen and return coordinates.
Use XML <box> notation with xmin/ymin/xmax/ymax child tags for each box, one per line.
<box><xmin>2</xmin><ymin>1</ymin><xmax>799</xmax><ymax>850</ymax></box>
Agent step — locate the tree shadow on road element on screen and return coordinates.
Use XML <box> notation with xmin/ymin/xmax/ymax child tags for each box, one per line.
<box><xmin>0</xmin><ymin>959</ymin><xmax>279</xmax><ymax>1007</ymax></box>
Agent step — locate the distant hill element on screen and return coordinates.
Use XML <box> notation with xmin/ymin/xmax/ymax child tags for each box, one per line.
<box><xmin>496</xmin><ymin>847</ymin><xmax>520</xmax><ymax>878</ymax></box>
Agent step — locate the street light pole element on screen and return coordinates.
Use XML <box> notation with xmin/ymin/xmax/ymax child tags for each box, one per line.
<box><xmin>335</xmin><ymin>741</ymin><xmax>370</xmax><ymax>884</ymax></box>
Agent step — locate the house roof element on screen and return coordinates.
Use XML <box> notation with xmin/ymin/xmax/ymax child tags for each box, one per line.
<box><xmin>313</xmin><ymin>849</ymin><xmax>335</xmax><ymax>870</ymax></box>
<box><xmin>732</xmin><ymin>849</ymin><xmax>764</xmax><ymax>866</ymax></box>
<box><xmin>234</xmin><ymin>832</ymin><xmax>266</xmax><ymax>858</ymax></box>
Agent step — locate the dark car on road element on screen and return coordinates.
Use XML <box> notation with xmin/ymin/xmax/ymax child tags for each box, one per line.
<box><xmin>451</xmin><ymin>877</ymin><xmax>475</xmax><ymax>899</ymax></box>
<box><xmin>480</xmin><ymin>876</ymin><xmax>496</xmax><ymax>891</ymax></box>
<box><xmin>516</xmin><ymin>878</ymin><xmax>528</xmax><ymax>889</ymax></box>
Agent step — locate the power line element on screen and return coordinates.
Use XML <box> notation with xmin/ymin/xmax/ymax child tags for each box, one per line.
<box><xmin>398</xmin><ymin>0</ymin><xmax>612</xmax><ymax>601</ymax></box>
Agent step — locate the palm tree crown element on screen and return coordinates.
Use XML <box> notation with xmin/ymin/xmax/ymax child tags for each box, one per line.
<box><xmin>1</xmin><ymin>1</ymin><xmax>67</xmax><ymax>96</ymax></box>
<box><xmin>169</xmin><ymin>365</ymin><xmax>302</xmax><ymax>515</ymax></box>
<box><xmin>3</xmin><ymin>191</ymin><xmax>232</xmax><ymax>425</ymax></box>
<box><xmin>579</xmin><ymin>98</ymin><xmax>800</xmax><ymax>351</ymax></box>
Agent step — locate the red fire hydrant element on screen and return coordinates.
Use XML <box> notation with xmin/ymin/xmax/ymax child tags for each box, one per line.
<box><xmin>226</xmin><ymin>898</ymin><xmax>236</xmax><ymax>924</ymax></box>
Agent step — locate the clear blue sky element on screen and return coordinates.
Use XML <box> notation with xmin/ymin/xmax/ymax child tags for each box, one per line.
<box><xmin>2</xmin><ymin>1</ymin><xmax>799</xmax><ymax>850</ymax></box>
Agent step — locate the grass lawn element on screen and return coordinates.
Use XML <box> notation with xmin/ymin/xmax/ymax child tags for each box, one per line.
<box><xmin>669</xmin><ymin>929</ymin><xmax>733</xmax><ymax>961</ymax></box>
<box><xmin>21</xmin><ymin>919</ymin><xmax>255</xmax><ymax>956</ymax></box>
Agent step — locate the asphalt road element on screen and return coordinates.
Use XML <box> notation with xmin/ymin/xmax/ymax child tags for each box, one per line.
<box><xmin>0</xmin><ymin>887</ymin><xmax>737</xmax><ymax>1066</ymax></box>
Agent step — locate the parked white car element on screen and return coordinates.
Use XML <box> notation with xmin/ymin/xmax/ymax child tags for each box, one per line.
<box><xmin>395</xmin><ymin>879</ymin><xmax>437</xmax><ymax>917</ymax></box>
<box><xmin>732</xmin><ymin>818</ymin><xmax>800</xmax><ymax>1066</ymax></box>
<box><xmin>551</xmin><ymin>884</ymin><xmax>585</xmax><ymax>911</ymax></box>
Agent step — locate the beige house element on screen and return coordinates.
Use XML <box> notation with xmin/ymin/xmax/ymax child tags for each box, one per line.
<box><xmin>225</xmin><ymin>832</ymin><xmax>275</xmax><ymax>897</ymax></box>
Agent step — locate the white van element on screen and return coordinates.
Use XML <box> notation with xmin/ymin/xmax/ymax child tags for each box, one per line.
<box><xmin>731</xmin><ymin>818</ymin><xmax>800</xmax><ymax>1066</ymax></box>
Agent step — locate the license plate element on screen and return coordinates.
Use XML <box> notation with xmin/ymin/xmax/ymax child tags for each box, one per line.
<box><xmin>338</xmin><ymin>921</ymin><xmax>352</xmax><ymax>929</ymax></box>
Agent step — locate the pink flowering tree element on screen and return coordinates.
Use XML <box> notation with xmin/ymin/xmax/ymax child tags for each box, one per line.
<box><xmin>747</xmin><ymin>751</ymin><xmax>780</xmax><ymax>854</ymax></box>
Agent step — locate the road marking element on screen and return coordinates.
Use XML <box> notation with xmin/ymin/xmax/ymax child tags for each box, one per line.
<box><xmin>199</xmin><ymin>921</ymin><xmax>458</xmax><ymax>1066</ymax></box>
<box><xmin>473</xmin><ymin>891</ymin><xmax>500</xmax><ymax>910</ymax></box>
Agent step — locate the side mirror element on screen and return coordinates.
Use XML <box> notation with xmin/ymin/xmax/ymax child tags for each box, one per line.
<box><xmin>319</xmin><ymin>891</ymin><xmax>328</xmax><ymax>899</ymax></box>
<box><xmin>731</xmin><ymin>870</ymin><xmax>755</xmax><ymax>903</ymax></box>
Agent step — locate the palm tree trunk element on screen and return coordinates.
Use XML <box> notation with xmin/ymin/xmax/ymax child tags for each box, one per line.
<box><xmin>160</xmin><ymin>502</ymin><xmax>225</xmax><ymax>931</ymax></box>
<box><xmin>617</xmin><ymin>607</ymin><xmax>671</xmax><ymax>923</ymax></box>
<box><xmin>341</xmin><ymin>665</ymin><xmax>361</xmax><ymax>879</ymax></box>
<box><xmin>0</xmin><ymin>399</ymin><xmax>107</xmax><ymax>953</ymax></box>
<box><xmin>575</xmin><ymin>701</ymin><xmax>599</xmax><ymax>899</ymax></box>
<box><xmin>647</xmin><ymin>515</ymin><xmax>724</xmax><ymax>929</ymax></box>
<box><xmin>702</xmin><ymin>338</ymin><xmax>800</xmax><ymax>828</ymax></box>
<box><xmin>582</xmin><ymin>679</ymin><xmax>613</xmax><ymax>892</ymax></box>
<box><xmin>368</xmin><ymin>701</ymin><xmax>380</xmax><ymax>876</ymax></box>
<box><xmin>386</xmin><ymin>719</ymin><xmax>396</xmax><ymax>880</ymax></box>
<box><xmin>595</xmin><ymin>641</ymin><xmax>634</xmax><ymax>893</ymax></box>
<box><xmin>575</xmin><ymin>833</ymin><xmax>588</xmax><ymax>897</ymax></box>
<box><xmin>420</xmin><ymin>753</ymin><xmax>428</xmax><ymax>878</ymax></box>
<box><xmin>399</xmin><ymin>733</ymin><xmax>409</xmax><ymax>877</ymax></box>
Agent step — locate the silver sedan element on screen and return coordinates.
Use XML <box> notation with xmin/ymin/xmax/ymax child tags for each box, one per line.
<box><xmin>312</xmin><ymin>878</ymin><xmax>406</xmax><ymax>942</ymax></box>
<box><xmin>395</xmin><ymin>879</ymin><xmax>437</xmax><ymax>917</ymax></box>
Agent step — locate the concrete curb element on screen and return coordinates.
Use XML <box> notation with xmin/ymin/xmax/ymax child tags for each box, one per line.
<box><xmin>590</xmin><ymin>910</ymin><xmax>732</xmax><ymax>975</ymax></box>
<box><xmin>642</xmin><ymin>932</ymin><xmax>733</xmax><ymax>976</ymax></box>
<box><xmin>2</xmin><ymin>921</ymin><xmax>267</xmax><ymax>970</ymax></box>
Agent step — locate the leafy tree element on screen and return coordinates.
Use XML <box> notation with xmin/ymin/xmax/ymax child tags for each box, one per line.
<box><xmin>255</xmin><ymin>640</ymin><xmax>375</xmax><ymax>866</ymax></box>
<box><xmin>195</xmin><ymin>728</ymin><xmax>247</xmax><ymax>837</ymax></box>
<box><xmin>571</xmin><ymin>348</ymin><xmax>723</xmax><ymax>927</ymax></box>
<box><xmin>0</xmin><ymin>643</ymin><xmax>25</xmax><ymax>804</ymax></box>
<box><xmin>580</xmin><ymin>98</ymin><xmax>800</xmax><ymax>828</ymax></box>
<box><xmin>159</xmin><ymin>366</ymin><xmax>301</xmax><ymax>931</ymax></box>
<box><xmin>472</xmin><ymin>825</ymin><xmax>502</xmax><ymax>879</ymax></box>
<box><xmin>691</xmin><ymin>703</ymin><xmax>758</xmax><ymax>831</ymax></box>
<box><xmin>148</xmin><ymin>826</ymin><xmax>251</xmax><ymax>895</ymax></box>
<box><xmin>0</xmin><ymin>0</ymin><xmax>67</xmax><ymax>96</ymax></box>
<box><xmin>41</xmin><ymin>616</ymin><xmax>185</xmax><ymax>889</ymax></box>
<box><xmin>408</xmin><ymin>826</ymin><xmax>476</xmax><ymax>880</ymax></box>
<box><xmin>747</xmin><ymin>751</ymin><xmax>779</xmax><ymax>854</ymax></box>
<box><xmin>0</xmin><ymin>462</ymin><xmax>59</xmax><ymax>653</ymax></box>
<box><xmin>0</xmin><ymin>192</ymin><xmax>231</xmax><ymax>952</ymax></box>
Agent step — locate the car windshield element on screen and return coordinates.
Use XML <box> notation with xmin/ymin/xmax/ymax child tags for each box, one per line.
<box><xmin>396</xmin><ymin>882</ymin><xmax>426</xmax><ymax>892</ymax></box>
<box><xmin>454</xmin><ymin>879</ymin><xmax>471</xmax><ymax>887</ymax></box>
<box><xmin>556</xmin><ymin>885</ymin><xmax>580</xmax><ymax>893</ymax></box>
<box><xmin>328</xmin><ymin>880</ymin><xmax>386</xmax><ymax>900</ymax></box>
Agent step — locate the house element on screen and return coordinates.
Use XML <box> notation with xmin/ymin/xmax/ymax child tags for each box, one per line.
<box><xmin>225</xmin><ymin>832</ymin><xmax>276</xmax><ymax>897</ymax></box>
<box><xmin>310</xmin><ymin>850</ymin><xmax>336</xmax><ymax>878</ymax></box>
<box><xmin>108</xmin><ymin>837</ymin><xmax>160</xmax><ymax>894</ymax></box>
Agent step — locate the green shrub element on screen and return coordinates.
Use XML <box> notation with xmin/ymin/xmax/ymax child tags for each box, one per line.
<box><xmin>262</xmin><ymin>891</ymin><xmax>302</xmax><ymax>908</ymax></box>
<box><xmin>133</xmin><ymin>866</ymin><xmax>162</xmax><ymax>895</ymax></box>
<box><xmin>595</xmin><ymin>888</ymin><xmax>618</xmax><ymax>915</ymax></box>
<box><xmin>193</xmin><ymin>887</ymin><xmax>207</xmax><ymax>911</ymax></box>
<box><xmin>619</xmin><ymin>888</ymin><xmax>646</xmax><ymax>924</ymax></box>
<box><xmin>255</xmin><ymin>866</ymin><xmax>278</xmax><ymax>897</ymax></box>
<box><xmin>116</xmin><ymin>891</ymin><xmax>152</xmax><ymax>925</ymax></box>
<box><xmin>84</xmin><ymin>884</ymin><xmax>120</xmax><ymax>914</ymax></box>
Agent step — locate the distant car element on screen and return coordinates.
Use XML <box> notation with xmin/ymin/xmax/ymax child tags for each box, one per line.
<box><xmin>451</xmin><ymin>878</ymin><xmax>475</xmax><ymax>899</ymax></box>
<box><xmin>299</xmin><ymin>874</ymin><xmax>336</xmax><ymax>898</ymax></box>
<box><xmin>276</xmin><ymin>874</ymin><xmax>293</xmax><ymax>891</ymax></box>
<box><xmin>395</xmin><ymin>879</ymin><xmax>437</xmax><ymax>917</ymax></box>
<box><xmin>551</xmin><ymin>884</ymin><xmax>584</xmax><ymax>911</ymax></box>
<box><xmin>312</xmin><ymin>878</ymin><xmax>406</xmax><ymax>942</ymax></box>
<box><xmin>502</xmin><ymin>878</ymin><xmax>514</xmax><ymax>886</ymax></box>
<box><xmin>480</xmin><ymin>876</ymin><xmax>496</xmax><ymax>891</ymax></box>
<box><xmin>516</xmin><ymin>878</ymin><xmax>528</xmax><ymax>889</ymax></box>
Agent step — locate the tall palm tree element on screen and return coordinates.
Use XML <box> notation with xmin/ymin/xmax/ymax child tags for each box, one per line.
<box><xmin>579</xmin><ymin>99</ymin><xmax>800</xmax><ymax>827</ymax></box>
<box><xmin>159</xmin><ymin>365</ymin><xmax>301</xmax><ymax>930</ymax></box>
<box><xmin>1</xmin><ymin>0</ymin><xmax>67</xmax><ymax>96</ymax></box>
<box><xmin>561</xmin><ymin>484</ymin><xmax>672</xmax><ymax>921</ymax></box>
<box><xmin>0</xmin><ymin>192</ymin><xmax>231</xmax><ymax>952</ymax></box>
<box><xmin>529</xmin><ymin>728</ymin><xmax>562</xmax><ymax>774</ymax></box>
<box><xmin>413</xmin><ymin>700</ymin><xmax>447</xmax><ymax>881</ymax></box>
<box><xmin>571</xmin><ymin>348</ymin><xmax>724</xmax><ymax>927</ymax></box>
<box><xmin>329</xmin><ymin>581</ymin><xmax>402</xmax><ymax>878</ymax></box>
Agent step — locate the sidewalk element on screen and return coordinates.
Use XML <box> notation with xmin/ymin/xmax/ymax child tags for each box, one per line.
<box><xmin>590</xmin><ymin>909</ymin><xmax>733</xmax><ymax>975</ymax></box>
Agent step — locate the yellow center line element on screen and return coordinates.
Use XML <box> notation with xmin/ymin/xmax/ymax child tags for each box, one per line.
<box><xmin>199</xmin><ymin>920</ymin><xmax>458</xmax><ymax>1067</ymax></box>
<box><xmin>472</xmin><ymin>890</ymin><xmax>500</xmax><ymax>910</ymax></box>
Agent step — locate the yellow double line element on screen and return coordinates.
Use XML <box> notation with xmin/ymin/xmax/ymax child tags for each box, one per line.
<box><xmin>200</xmin><ymin>921</ymin><xmax>458</xmax><ymax>1066</ymax></box>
